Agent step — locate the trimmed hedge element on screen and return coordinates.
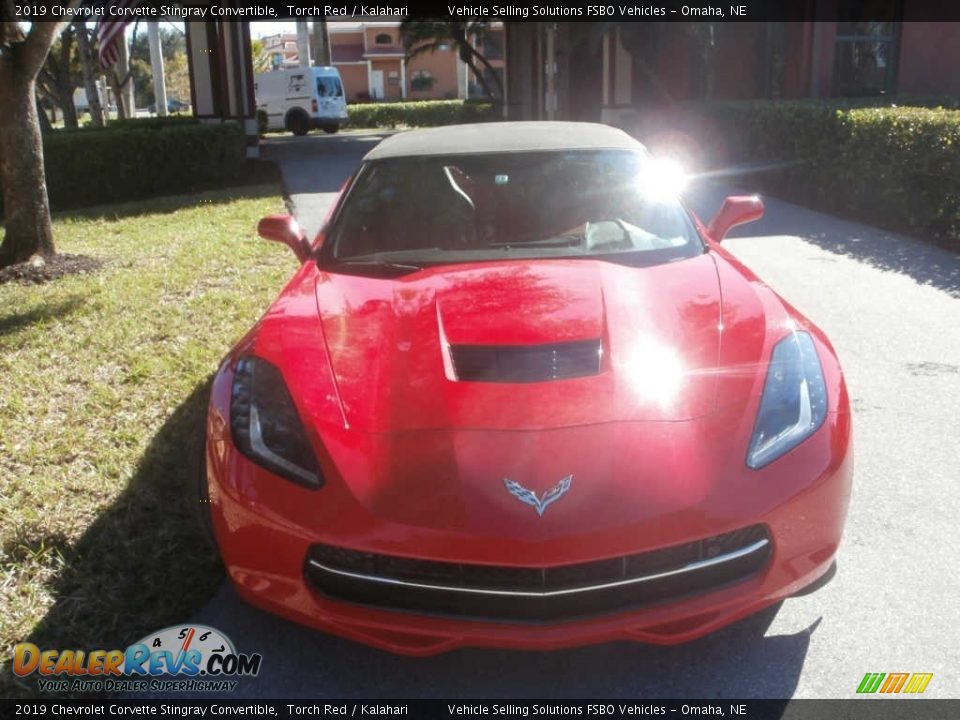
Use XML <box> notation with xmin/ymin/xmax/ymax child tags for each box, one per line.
<box><xmin>634</xmin><ymin>99</ymin><xmax>960</xmax><ymax>248</ymax></box>
<box><xmin>345</xmin><ymin>99</ymin><xmax>497</xmax><ymax>129</ymax></box>
<box><xmin>38</xmin><ymin>121</ymin><xmax>245</xmax><ymax>211</ymax></box>
<box><xmin>104</xmin><ymin>114</ymin><xmax>198</xmax><ymax>129</ymax></box>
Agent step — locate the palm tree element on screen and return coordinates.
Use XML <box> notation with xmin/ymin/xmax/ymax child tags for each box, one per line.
<box><xmin>251</xmin><ymin>39</ymin><xmax>271</xmax><ymax>73</ymax></box>
<box><xmin>400</xmin><ymin>20</ymin><xmax>502</xmax><ymax>100</ymax></box>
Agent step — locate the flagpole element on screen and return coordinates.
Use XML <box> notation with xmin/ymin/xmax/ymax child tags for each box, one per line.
<box><xmin>147</xmin><ymin>21</ymin><xmax>168</xmax><ymax>116</ymax></box>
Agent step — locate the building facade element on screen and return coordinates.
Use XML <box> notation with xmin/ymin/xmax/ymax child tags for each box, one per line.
<box><xmin>505</xmin><ymin>16</ymin><xmax>960</xmax><ymax>125</ymax></box>
<box><xmin>329</xmin><ymin>21</ymin><xmax>505</xmax><ymax>102</ymax></box>
<box><xmin>260</xmin><ymin>32</ymin><xmax>300</xmax><ymax>69</ymax></box>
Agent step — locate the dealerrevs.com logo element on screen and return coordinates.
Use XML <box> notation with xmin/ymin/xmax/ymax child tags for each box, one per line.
<box><xmin>13</xmin><ymin>625</ymin><xmax>262</xmax><ymax>693</ymax></box>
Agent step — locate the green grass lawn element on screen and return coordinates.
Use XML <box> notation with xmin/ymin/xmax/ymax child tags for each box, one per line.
<box><xmin>0</xmin><ymin>186</ymin><xmax>293</xmax><ymax>696</ymax></box>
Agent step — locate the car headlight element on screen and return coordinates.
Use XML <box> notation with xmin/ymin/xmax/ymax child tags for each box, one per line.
<box><xmin>746</xmin><ymin>331</ymin><xmax>828</xmax><ymax>469</ymax></box>
<box><xmin>230</xmin><ymin>356</ymin><xmax>323</xmax><ymax>488</ymax></box>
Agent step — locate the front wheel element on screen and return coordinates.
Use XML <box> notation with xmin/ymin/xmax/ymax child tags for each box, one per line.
<box><xmin>321</xmin><ymin>124</ymin><xmax>340</xmax><ymax>135</ymax></box>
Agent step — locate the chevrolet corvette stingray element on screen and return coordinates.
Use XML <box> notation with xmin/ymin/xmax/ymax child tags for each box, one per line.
<box><xmin>201</xmin><ymin>122</ymin><xmax>852</xmax><ymax>654</ymax></box>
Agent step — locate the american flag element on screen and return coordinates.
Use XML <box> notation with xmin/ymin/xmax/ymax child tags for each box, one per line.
<box><xmin>96</xmin><ymin>0</ymin><xmax>138</xmax><ymax>69</ymax></box>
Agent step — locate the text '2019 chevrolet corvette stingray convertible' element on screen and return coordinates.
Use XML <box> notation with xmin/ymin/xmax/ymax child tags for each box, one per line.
<box><xmin>201</xmin><ymin>122</ymin><xmax>853</xmax><ymax>655</ymax></box>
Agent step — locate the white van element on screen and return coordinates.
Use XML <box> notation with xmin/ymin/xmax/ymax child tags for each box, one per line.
<box><xmin>254</xmin><ymin>67</ymin><xmax>348</xmax><ymax>136</ymax></box>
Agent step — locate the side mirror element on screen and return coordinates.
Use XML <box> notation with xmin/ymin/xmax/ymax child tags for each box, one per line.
<box><xmin>257</xmin><ymin>214</ymin><xmax>310</xmax><ymax>263</ymax></box>
<box><xmin>707</xmin><ymin>196</ymin><xmax>764</xmax><ymax>242</ymax></box>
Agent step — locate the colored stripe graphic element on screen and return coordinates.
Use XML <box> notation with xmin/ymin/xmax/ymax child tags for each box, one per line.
<box><xmin>857</xmin><ymin>673</ymin><xmax>885</xmax><ymax>693</ymax></box>
<box><xmin>857</xmin><ymin>672</ymin><xmax>933</xmax><ymax>694</ymax></box>
<box><xmin>903</xmin><ymin>673</ymin><xmax>933</xmax><ymax>694</ymax></box>
<box><xmin>880</xmin><ymin>673</ymin><xmax>909</xmax><ymax>693</ymax></box>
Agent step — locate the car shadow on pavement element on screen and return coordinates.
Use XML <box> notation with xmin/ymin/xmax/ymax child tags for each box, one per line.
<box><xmin>151</xmin><ymin>585</ymin><xmax>815</xmax><ymax>700</ymax></box>
<box><xmin>686</xmin><ymin>180</ymin><xmax>960</xmax><ymax>299</ymax></box>
<box><xmin>10</xmin><ymin>379</ymin><xmax>224</xmax><ymax>697</ymax></box>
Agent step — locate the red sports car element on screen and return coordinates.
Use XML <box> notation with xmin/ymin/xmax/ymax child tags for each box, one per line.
<box><xmin>201</xmin><ymin>122</ymin><xmax>853</xmax><ymax>655</ymax></box>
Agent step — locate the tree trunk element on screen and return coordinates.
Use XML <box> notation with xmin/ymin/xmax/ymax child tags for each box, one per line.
<box><xmin>466</xmin><ymin>57</ymin><xmax>495</xmax><ymax>98</ymax></box>
<box><xmin>110</xmin><ymin>35</ymin><xmax>134</xmax><ymax>119</ymax></box>
<box><xmin>312</xmin><ymin>19</ymin><xmax>331</xmax><ymax>65</ymax></box>
<box><xmin>58</xmin><ymin>79</ymin><xmax>78</xmax><ymax>128</ymax></box>
<box><xmin>110</xmin><ymin>69</ymin><xmax>127</xmax><ymax>119</ymax></box>
<box><xmin>469</xmin><ymin>47</ymin><xmax>503</xmax><ymax>99</ymax></box>
<box><xmin>36</xmin><ymin>98</ymin><xmax>53</xmax><ymax>134</ymax></box>
<box><xmin>0</xmin><ymin>70</ymin><xmax>55</xmax><ymax>265</ymax></box>
<box><xmin>452</xmin><ymin>24</ymin><xmax>501</xmax><ymax>100</ymax></box>
<box><xmin>76</xmin><ymin>21</ymin><xmax>104</xmax><ymax>127</ymax></box>
<box><xmin>57</xmin><ymin>27</ymin><xmax>78</xmax><ymax>128</ymax></box>
<box><xmin>456</xmin><ymin>45</ymin><xmax>495</xmax><ymax>99</ymax></box>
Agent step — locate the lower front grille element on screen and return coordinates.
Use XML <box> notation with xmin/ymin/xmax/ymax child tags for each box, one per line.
<box><xmin>304</xmin><ymin>525</ymin><xmax>771</xmax><ymax>623</ymax></box>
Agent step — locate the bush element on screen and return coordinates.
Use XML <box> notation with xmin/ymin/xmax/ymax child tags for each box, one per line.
<box><xmin>37</xmin><ymin>122</ymin><xmax>245</xmax><ymax>211</ymax></box>
<box><xmin>345</xmin><ymin>99</ymin><xmax>496</xmax><ymax>129</ymax></box>
<box><xmin>635</xmin><ymin>99</ymin><xmax>960</xmax><ymax>247</ymax></box>
<box><xmin>105</xmin><ymin>115</ymin><xmax>199</xmax><ymax>130</ymax></box>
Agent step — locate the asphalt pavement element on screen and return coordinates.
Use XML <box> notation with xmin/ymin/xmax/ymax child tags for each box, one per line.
<box><xmin>157</xmin><ymin>131</ymin><xmax>960</xmax><ymax>699</ymax></box>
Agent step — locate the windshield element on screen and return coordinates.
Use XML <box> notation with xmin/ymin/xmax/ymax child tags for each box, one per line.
<box><xmin>324</xmin><ymin>150</ymin><xmax>702</xmax><ymax>272</ymax></box>
<box><xmin>317</xmin><ymin>76</ymin><xmax>343</xmax><ymax>98</ymax></box>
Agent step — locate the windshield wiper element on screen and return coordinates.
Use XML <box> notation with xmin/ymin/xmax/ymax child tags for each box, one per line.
<box><xmin>488</xmin><ymin>234</ymin><xmax>584</xmax><ymax>249</ymax></box>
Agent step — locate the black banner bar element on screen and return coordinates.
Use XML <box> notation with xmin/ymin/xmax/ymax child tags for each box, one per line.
<box><xmin>2</xmin><ymin>700</ymin><xmax>960</xmax><ymax>720</ymax></box>
<box><xmin>7</xmin><ymin>0</ymin><xmax>960</xmax><ymax>23</ymax></box>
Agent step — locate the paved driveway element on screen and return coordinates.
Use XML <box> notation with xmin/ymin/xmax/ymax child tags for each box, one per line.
<box><xmin>169</xmin><ymin>132</ymin><xmax>960</xmax><ymax>699</ymax></box>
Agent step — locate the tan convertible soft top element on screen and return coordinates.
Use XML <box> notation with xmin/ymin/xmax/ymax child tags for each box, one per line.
<box><xmin>363</xmin><ymin>121</ymin><xmax>644</xmax><ymax>161</ymax></box>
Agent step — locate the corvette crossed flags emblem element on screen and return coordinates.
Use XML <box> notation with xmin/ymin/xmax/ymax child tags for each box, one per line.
<box><xmin>503</xmin><ymin>475</ymin><xmax>573</xmax><ymax>516</ymax></box>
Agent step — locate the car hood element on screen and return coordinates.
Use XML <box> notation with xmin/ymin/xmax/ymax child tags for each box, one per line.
<box><xmin>314</xmin><ymin>255</ymin><xmax>723</xmax><ymax>432</ymax></box>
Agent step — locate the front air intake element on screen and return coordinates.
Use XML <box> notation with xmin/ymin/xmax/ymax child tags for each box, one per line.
<box><xmin>449</xmin><ymin>339</ymin><xmax>602</xmax><ymax>383</ymax></box>
<box><xmin>304</xmin><ymin>525</ymin><xmax>772</xmax><ymax>623</ymax></box>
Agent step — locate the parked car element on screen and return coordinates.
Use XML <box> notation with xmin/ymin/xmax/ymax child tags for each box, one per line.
<box><xmin>147</xmin><ymin>98</ymin><xmax>191</xmax><ymax>114</ymax></box>
<box><xmin>200</xmin><ymin>122</ymin><xmax>853</xmax><ymax>654</ymax></box>
<box><xmin>254</xmin><ymin>66</ymin><xmax>348</xmax><ymax>135</ymax></box>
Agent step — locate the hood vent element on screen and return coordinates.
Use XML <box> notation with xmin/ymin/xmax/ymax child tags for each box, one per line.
<box><xmin>450</xmin><ymin>339</ymin><xmax>602</xmax><ymax>383</ymax></box>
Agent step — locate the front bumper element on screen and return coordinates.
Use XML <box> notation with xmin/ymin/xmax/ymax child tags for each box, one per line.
<box><xmin>205</xmin><ymin>348</ymin><xmax>853</xmax><ymax>655</ymax></box>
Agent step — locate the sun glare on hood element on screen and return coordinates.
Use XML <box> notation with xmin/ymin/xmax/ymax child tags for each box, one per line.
<box><xmin>617</xmin><ymin>340</ymin><xmax>686</xmax><ymax>407</ymax></box>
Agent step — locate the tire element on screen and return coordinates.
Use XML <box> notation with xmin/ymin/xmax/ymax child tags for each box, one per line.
<box><xmin>322</xmin><ymin>124</ymin><xmax>340</xmax><ymax>135</ymax></box>
<box><xmin>286</xmin><ymin>111</ymin><xmax>310</xmax><ymax>136</ymax></box>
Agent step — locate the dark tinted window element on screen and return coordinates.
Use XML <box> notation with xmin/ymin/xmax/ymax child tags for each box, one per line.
<box><xmin>317</xmin><ymin>76</ymin><xmax>343</xmax><ymax>98</ymax></box>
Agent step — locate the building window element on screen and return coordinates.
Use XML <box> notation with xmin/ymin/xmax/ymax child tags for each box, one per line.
<box><xmin>375</xmin><ymin>33</ymin><xmax>392</xmax><ymax>45</ymax></box>
<box><xmin>411</xmin><ymin>70</ymin><xmax>435</xmax><ymax>91</ymax></box>
<box><xmin>834</xmin><ymin>0</ymin><xmax>901</xmax><ymax>96</ymax></box>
